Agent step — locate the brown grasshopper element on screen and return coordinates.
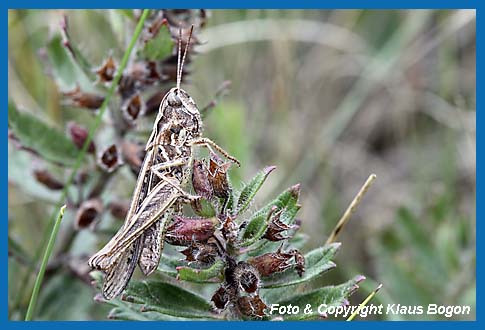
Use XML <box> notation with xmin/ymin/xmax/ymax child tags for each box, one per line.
<box><xmin>88</xmin><ymin>26</ymin><xmax>239</xmax><ymax>299</ymax></box>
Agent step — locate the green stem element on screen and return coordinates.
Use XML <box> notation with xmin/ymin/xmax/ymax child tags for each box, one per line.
<box><xmin>18</xmin><ymin>9</ymin><xmax>151</xmax><ymax>319</ymax></box>
<box><xmin>25</xmin><ymin>205</ymin><xmax>67</xmax><ymax>321</ymax></box>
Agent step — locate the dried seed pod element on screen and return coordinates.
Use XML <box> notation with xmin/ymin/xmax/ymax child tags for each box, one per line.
<box><xmin>292</xmin><ymin>249</ymin><xmax>305</xmax><ymax>277</ymax></box>
<box><xmin>233</xmin><ymin>262</ymin><xmax>260</xmax><ymax>294</ymax></box>
<box><xmin>75</xmin><ymin>198</ymin><xmax>103</xmax><ymax>230</ymax></box>
<box><xmin>108</xmin><ymin>199</ymin><xmax>130</xmax><ymax>220</ymax></box>
<box><xmin>67</xmin><ymin>122</ymin><xmax>96</xmax><ymax>153</ymax></box>
<box><xmin>165</xmin><ymin>216</ymin><xmax>218</xmax><ymax>246</ymax></box>
<box><xmin>192</xmin><ymin>159</ymin><xmax>213</xmax><ymax>199</ymax></box>
<box><xmin>263</xmin><ymin>206</ymin><xmax>299</xmax><ymax>242</ymax></box>
<box><xmin>211</xmin><ymin>285</ymin><xmax>230</xmax><ymax>310</ymax></box>
<box><xmin>180</xmin><ymin>240</ymin><xmax>219</xmax><ymax>267</ymax></box>
<box><xmin>63</xmin><ymin>85</ymin><xmax>104</xmax><ymax>110</ymax></box>
<box><xmin>95</xmin><ymin>55</ymin><xmax>116</xmax><ymax>83</ymax></box>
<box><xmin>221</xmin><ymin>214</ymin><xmax>239</xmax><ymax>243</ymax></box>
<box><xmin>121</xmin><ymin>141</ymin><xmax>145</xmax><ymax>175</ymax></box>
<box><xmin>33</xmin><ymin>169</ymin><xmax>64</xmax><ymax>190</ymax></box>
<box><xmin>248</xmin><ymin>245</ymin><xmax>302</xmax><ymax>277</ymax></box>
<box><xmin>121</xmin><ymin>93</ymin><xmax>146</xmax><ymax>124</ymax></box>
<box><xmin>98</xmin><ymin>144</ymin><xmax>123</xmax><ymax>173</ymax></box>
<box><xmin>208</xmin><ymin>152</ymin><xmax>232</xmax><ymax>199</ymax></box>
<box><xmin>237</xmin><ymin>295</ymin><xmax>267</xmax><ymax>319</ymax></box>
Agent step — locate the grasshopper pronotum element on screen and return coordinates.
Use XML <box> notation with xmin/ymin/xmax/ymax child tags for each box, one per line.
<box><xmin>89</xmin><ymin>26</ymin><xmax>239</xmax><ymax>299</ymax></box>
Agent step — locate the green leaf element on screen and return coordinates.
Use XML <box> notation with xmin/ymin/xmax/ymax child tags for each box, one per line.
<box><xmin>45</xmin><ymin>35</ymin><xmax>94</xmax><ymax>91</ymax></box>
<box><xmin>246</xmin><ymin>233</ymin><xmax>309</xmax><ymax>257</ymax></box>
<box><xmin>121</xmin><ymin>280</ymin><xmax>215</xmax><ymax>319</ymax></box>
<box><xmin>195</xmin><ymin>198</ymin><xmax>216</xmax><ymax>218</ymax></box>
<box><xmin>276</xmin><ymin>275</ymin><xmax>365</xmax><ymax>320</ymax></box>
<box><xmin>8</xmin><ymin>102</ymin><xmax>80</xmax><ymax>166</ymax></box>
<box><xmin>156</xmin><ymin>254</ymin><xmax>183</xmax><ymax>278</ymax></box>
<box><xmin>241</xmin><ymin>184</ymin><xmax>300</xmax><ymax>247</ymax></box>
<box><xmin>235</xmin><ymin>166</ymin><xmax>276</xmax><ymax>215</ymax></box>
<box><xmin>177</xmin><ymin>260</ymin><xmax>224</xmax><ymax>283</ymax></box>
<box><xmin>140</xmin><ymin>24</ymin><xmax>174</xmax><ymax>61</ymax></box>
<box><xmin>262</xmin><ymin>243</ymin><xmax>340</xmax><ymax>288</ymax></box>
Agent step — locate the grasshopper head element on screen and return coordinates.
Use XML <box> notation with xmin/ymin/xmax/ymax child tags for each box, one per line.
<box><xmin>157</xmin><ymin>87</ymin><xmax>202</xmax><ymax>141</ymax></box>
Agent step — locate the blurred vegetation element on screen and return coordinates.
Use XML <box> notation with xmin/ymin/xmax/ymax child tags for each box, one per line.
<box><xmin>8</xmin><ymin>9</ymin><xmax>475</xmax><ymax>320</ymax></box>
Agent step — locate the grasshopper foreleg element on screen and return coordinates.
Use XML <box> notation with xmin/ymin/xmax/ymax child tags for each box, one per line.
<box><xmin>191</xmin><ymin>137</ymin><xmax>241</xmax><ymax>167</ymax></box>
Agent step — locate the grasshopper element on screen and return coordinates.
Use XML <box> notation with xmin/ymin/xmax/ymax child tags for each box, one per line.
<box><xmin>88</xmin><ymin>26</ymin><xmax>239</xmax><ymax>299</ymax></box>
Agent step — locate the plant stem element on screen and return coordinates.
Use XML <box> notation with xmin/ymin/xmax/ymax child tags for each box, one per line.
<box><xmin>25</xmin><ymin>205</ymin><xmax>67</xmax><ymax>321</ymax></box>
<box><xmin>15</xmin><ymin>9</ymin><xmax>151</xmax><ymax>318</ymax></box>
<box><xmin>326</xmin><ymin>173</ymin><xmax>377</xmax><ymax>244</ymax></box>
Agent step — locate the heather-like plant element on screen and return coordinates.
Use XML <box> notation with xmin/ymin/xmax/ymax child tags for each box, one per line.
<box><xmin>91</xmin><ymin>154</ymin><xmax>365</xmax><ymax>320</ymax></box>
<box><xmin>8</xmin><ymin>10</ymin><xmax>371</xmax><ymax>320</ymax></box>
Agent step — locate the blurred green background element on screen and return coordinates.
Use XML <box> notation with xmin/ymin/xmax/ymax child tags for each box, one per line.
<box><xmin>8</xmin><ymin>9</ymin><xmax>475</xmax><ymax>320</ymax></box>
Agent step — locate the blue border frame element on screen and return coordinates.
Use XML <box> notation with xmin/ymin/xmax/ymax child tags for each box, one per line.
<box><xmin>5</xmin><ymin>0</ymin><xmax>480</xmax><ymax>328</ymax></box>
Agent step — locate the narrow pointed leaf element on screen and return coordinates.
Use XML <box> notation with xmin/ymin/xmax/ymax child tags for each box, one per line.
<box><xmin>235</xmin><ymin>166</ymin><xmax>276</xmax><ymax>214</ymax></box>
<box><xmin>8</xmin><ymin>103</ymin><xmax>80</xmax><ymax>166</ymax></box>
<box><xmin>262</xmin><ymin>243</ymin><xmax>341</xmax><ymax>288</ymax></box>
<box><xmin>276</xmin><ymin>275</ymin><xmax>365</xmax><ymax>320</ymax></box>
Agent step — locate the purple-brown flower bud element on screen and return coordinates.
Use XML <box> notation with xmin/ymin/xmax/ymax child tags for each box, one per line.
<box><xmin>98</xmin><ymin>144</ymin><xmax>123</xmax><ymax>173</ymax></box>
<box><xmin>75</xmin><ymin>198</ymin><xmax>103</xmax><ymax>230</ymax></box>
<box><xmin>63</xmin><ymin>85</ymin><xmax>104</xmax><ymax>110</ymax></box>
<box><xmin>248</xmin><ymin>245</ymin><xmax>305</xmax><ymax>277</ymax></box>
<box><xmin>192</xmin><ymin>159</ymin><xmax>213</xmax><ymax>199</ymax></box>
<box><xmin>237</xmin><ymin>295</ymin><xmax>267</xmax><ymax>318</ymax></box>
<box><xmin>33</xmin><ymin>169</ymin><xmax>64</xmax><ymax>190</ymax></box>
<box><xmin>67</xmin><ymin>122</ymin><xmax>96</xmax><ymax>154</ymax></box>
<box><xmin>165</xmin><ymin>216</ymin><xmax>219</xmax><ymax>246</ymax></box>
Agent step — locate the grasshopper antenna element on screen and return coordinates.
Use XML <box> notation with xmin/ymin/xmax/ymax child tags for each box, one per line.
<box><xmin>176</xmin><ymin>27</ymin><xmax>183</xmax><ymax>91</ymax></box>
<box><xmin>177</xmin><ymin>24</ymin><xmax>194</xmax><ymax>91</ymax></box>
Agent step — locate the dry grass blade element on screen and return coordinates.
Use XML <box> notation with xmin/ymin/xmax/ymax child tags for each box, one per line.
<box><xmin>326</xmin><ymin>174</ymin><xmax>377</xmax><ymax>244</ymax></box>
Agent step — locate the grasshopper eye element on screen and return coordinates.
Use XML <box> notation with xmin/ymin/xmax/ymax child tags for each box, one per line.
<box><xmin>167</xmin><ymin>92</ymin><xmax>182</xmax><ymax>107</ymax></box>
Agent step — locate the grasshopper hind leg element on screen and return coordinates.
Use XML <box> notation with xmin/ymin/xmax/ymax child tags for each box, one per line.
<box><xmin>102</xmin><ymin>237</ymin><xmax>142</xmax><ymax>300</ymax></box>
